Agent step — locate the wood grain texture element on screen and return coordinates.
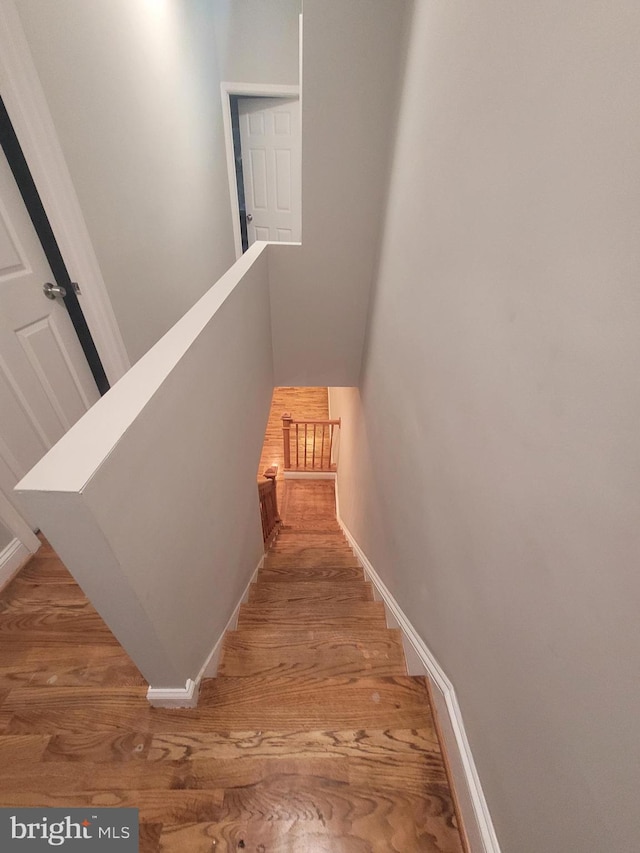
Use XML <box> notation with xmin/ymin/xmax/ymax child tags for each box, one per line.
<box><xmin>219</xmin><ymin>628</ymin><xmax>406</xmax><ymax>677</ymax></box>
<box><xmin>257</xmin><ymin>386</ymin><xmax>330</xmax><ymax>480</ymax></box>
<box><xmin>258</xmin><ymin>564</ymin><xmax>365</xmax><ymax>582</ymax></box>
<box><xmin>155</xmin><ymin>776</ymin><xmax>461</xmax><ymax>853</ymax></box>
<box><xmin>264</xmin><ymin>550</ymin><xmax>361</xmax><ymax>568</ymax></box>
<box><xmin>248</xmin><ymin>580</ymin><xmax>373</xmax><ymax>603</ymax></box>
<box><xmin>0</xmin><ymin>493</ymin><xmax>465</xmax><ymax>851</ymax></box>
<box><xmin>237</xmin><ymin>600</ymin><xmax>389</xmax><ymax>630</ymax></box>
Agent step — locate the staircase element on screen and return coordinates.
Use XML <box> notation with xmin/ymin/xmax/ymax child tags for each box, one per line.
<box><xmin>197</xmin><ymin>493</ymin><xmax>467</xmax><ymax>852</ymax></box>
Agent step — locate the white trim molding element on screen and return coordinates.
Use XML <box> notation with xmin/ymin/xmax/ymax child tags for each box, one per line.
<box><xmin>220</xmin><ymin>82</ymin><xmax>300</xmax><ymax>259</ymax></box>
<box><xmin>0</xmin><ymin>0</ymin><xmax>130</xmax><ymax>386</ymax></box>
<box><xmin>147</xmin><ymin>678</ymin><xmax>199</xmax><ymax>709</ymax></box>
<box><xmin>0</xmin><ymin>537</ymin><xmax>31</xmax><ymax>592</ymax></box>
<box><xmin>336</xmin><ymin>508</ymin><xmax>501</xmax><ymax>853</ymax></box>
<box><xmin>145</xmin><ymin>553</ymin><xmax>265</xmax><ymax>707</ymax></box>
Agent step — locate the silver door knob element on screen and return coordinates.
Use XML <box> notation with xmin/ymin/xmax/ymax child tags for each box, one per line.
<box><xmin>246</xmin><ymin>213</ymin><xmax>253</xmax><ymax>222</ymax></box>
<box><xmin>43</xmin><ymin>282</ymin><xmax>67</xmax><ymax>300</ymax></box>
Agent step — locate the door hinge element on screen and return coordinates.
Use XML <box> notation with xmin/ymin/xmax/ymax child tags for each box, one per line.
<box><xmin>71</xmin><ymin>281</ymin><xmax>81</xmax><ymax>296</ymax></box>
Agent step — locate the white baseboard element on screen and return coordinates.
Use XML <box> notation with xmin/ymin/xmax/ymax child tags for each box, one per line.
<box><xmin>146</xmin><ymin>552</ymin><xmax>266</xmax><ymax>707</ymax></box>
<box><xmin>283</xmin><ymin>470</ymin><xmax>336</xmax><ymax>480</ymax></box>
<box><xmin>336</xmin><ymin>509</ymin><xmax>501</xmax><ymax>853</ymax></box>
<box><xmin>0</xmin><ymin>538</ymin><xmax>32</xmax><ymax>592</ymax></box>
<box><xmin>200</xmin><ymin>554</ymin><xmax>264</xmax><ymax>678</ymax></box>
<box><xmin>147</xmin><ymin>678</ymin><xmax>199</xmax><ymax>709</ymax></box>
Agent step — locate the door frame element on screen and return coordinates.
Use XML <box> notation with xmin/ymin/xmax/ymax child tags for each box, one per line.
<box><xmin>220</xmin><ymin>82</ymin><xmax>300</xmax><ymax>259</ymax></box>
<box><xmin>0</xmin><ymin>0</ymin><xmax>130</xmax><ymax>387</ymax></box>
<box><xmin>0</xmin><ymin>95</ymin><xmax>110</xmax><ymax>396</ymax></box>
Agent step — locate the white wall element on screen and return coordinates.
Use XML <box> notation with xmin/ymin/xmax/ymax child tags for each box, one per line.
<box><xmin>17</xmin><ymin>244</ymin><xmax>273</xmax><ymax>687</ymax></box>
<box><xmin>332</xmin><ymin>2</ymin><xmax>640</xmax><ymax>851</ymax></box>
<box><xmin>15</xmin><ymin>0</ymin><xmax>236</xmax><ymax>364</ymax></box>
<box><xmin>213</xmin><ymin>0</ymin><xmax>300</xmax><ymax>85</ymax></box>
<box><xmin>269</xmin><ymin>0</ymin><xmax>411</xmax><ymax>385</ymax></box>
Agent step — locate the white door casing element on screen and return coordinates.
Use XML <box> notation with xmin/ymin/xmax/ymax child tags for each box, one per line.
<box><xmin>0</xmin><ymin>144</ymin><xmax>99</xmax><ymax>537</ymax></box>
<box><xmin>238</xmin><ymin>97</ymin><xmax>301</xmax><ymax>246</ymax></box>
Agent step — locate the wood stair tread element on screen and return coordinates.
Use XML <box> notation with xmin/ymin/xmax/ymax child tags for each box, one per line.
<box><xmin>248</xmin><ymin>580</ymin><xmax>373</xmax><ymax>603</ymax></box>
<box><xmin>274</xmin><ymin>529</ymin><xmax>348</xmax><ymax>539</ymax></box>
<box><xmin>258</xmin><ymin>564</ymin><xmax>365</xmax><ymax>582</ymax></box>
<box><xmin>264</xmin><ymin>553</ymin><xmax>361</xmax><ymax>568</ymax></box>
<box><xmin>237</xmin><ymin>600</ymin><xmax>388</xmax><ymax>630</ymax></box>
<box><xmin>270</xmin><ymin>539</ymin><xmax>352</xmax><ymax>550</ymax></box>
<box><xmin>148</xmin><ymin>772</ymin><xmax>463</xmax><ymax>853</ymax></box>
<box><xmin>3</xmin><ymin>677</ymin><xmax>434</xmax><ymax>731</ymax></box>
<box><xmin>219</xmin><ymin>627</ymin><xmax>406</xmax><ymax>677</ymax></box>
<box><xmin>197</xmin><ymin>675</ymin><xmax>435</xmax><ymax>728</ymax></box>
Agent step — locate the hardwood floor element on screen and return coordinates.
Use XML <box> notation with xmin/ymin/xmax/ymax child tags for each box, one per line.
<box><xmin>257</xmin><ymin>386</ymin><xmax>330</xmax><ymax>480</ymax></box>
<box><xmin>0</xmin><ymin>489</ymin><xmax>466</xmax><ymax>851</ymax></box>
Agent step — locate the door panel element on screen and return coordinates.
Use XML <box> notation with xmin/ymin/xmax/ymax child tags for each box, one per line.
<box><xmin>0</xmin><ymin>144</ymin><xmax>99</xmax><ymax>531</ymax></box>
<box><xmin>239</xmin><ymin>97</ymin><xmax>301</xmax><ymax>246</ymax></box>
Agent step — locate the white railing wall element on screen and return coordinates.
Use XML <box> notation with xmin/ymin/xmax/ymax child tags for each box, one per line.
<box><xmin>16</xmin><ymin>243</ymin><xmax>274</xmax><ymax>689</ymax></box>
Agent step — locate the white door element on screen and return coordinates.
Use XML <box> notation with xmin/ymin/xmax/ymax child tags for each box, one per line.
<box><xmin>238</xmin><ymin>97</ymin><xmax>301</xmax><ymax>245</ymax></box>
<box><xmin>0</xmin><ymin>144</ymin><xmax>99</xmax><ymax>534</ymax></box>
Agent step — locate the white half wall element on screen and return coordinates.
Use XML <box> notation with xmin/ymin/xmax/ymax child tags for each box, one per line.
<box><xmin>17</xmin><ymin>244</ymin><xmax>274</xmax><ymax>689</ymax></box>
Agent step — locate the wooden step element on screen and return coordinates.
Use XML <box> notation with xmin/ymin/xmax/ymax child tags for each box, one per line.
<box><xmin>219</xmin><ymin>628</ymin><xmax>406</xmax><ymax>677</ymax></box>
<box><xmin>268</xmin><ymin>548</ymin><xmax>355</xmax><ymax>560</ymax></box>
<box><xmin>197</xmin><ymin>675</ymin><xmax>435</xmax><ymax>729</ymax></box>
<box><xmin>0</xmin><ymin>755</ymin><xmax>448</xmax><ymax>800</ymax></box>
<box><xmin>275</xmin><ymin>529</ymin><xmax>347</xmax><ymax>540</ymax></box>
<box><xmin>278</xmin><ymin>525</ymin><xmax>342</xmax><ymax>535</ymax></box>
<box><xmin>269</xmin><ymin>543</ymin><xmax>354</xmax><ymax>556</ymax></box>
<box><xmin>3</xmin><ymin>677</ymin><xmax>434</xmax><ymax>732</ymax></box>
<box><xmin>264</xmin><ymin>551</ymin><xmax>360</xmax><ymax>569</ymax></box>
<box><xmin>248</xmin><ymin>581</ymin><xmax>373</xmax><ymax>604</ymax></box>
<box><xmin>271</xmin><ymin>534</ymin><xmax>351</xmax><ymax>549</ymax></box>
<box><xmin>151</xmin><ymin>773</ymin><xmax>463</xmax><ymax>853</ymax></box>
<box><xmin>258</xmin><ymin>564</ymin><xmax>365</xmax><ymax>583</ymax></box>
<box><xmin>237</xmin><ymin>600</ymin><xmax>388</xmax><ymax>630</ymax></box>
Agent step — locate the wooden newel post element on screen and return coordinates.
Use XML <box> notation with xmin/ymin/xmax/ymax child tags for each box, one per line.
<box><xmin>263</xmin><ymin>465</ymin><xmax>280</xmax><ymax>525</ymax></box>
<box><xmin>282</xmin><ymin>413</ymin><xmax>293</xmax><ymax>470</ymax></box>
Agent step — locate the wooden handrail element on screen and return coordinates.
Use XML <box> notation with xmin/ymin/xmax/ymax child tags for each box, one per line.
<box><xmin>258</xmin><ymin>467</ymin><xmax>281</xmax><ymax>545</ymax></box>
<box><xmin>282</xmin><ymin>413</ymin><xmax>340</xmax><ymax>471</ymax></box>
<box><xmin>285</xmin><ymin>418</ymin><xmax>341</xmax><ymax>425</ymax></box>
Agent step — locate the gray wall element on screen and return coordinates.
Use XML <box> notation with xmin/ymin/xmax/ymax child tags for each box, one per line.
<box><xmin>213</xmin><ymin>0</ymin><xmax>300</xmax><ymax>85</ymax></box>
<box><xmin>16</xmin><ymin>0</ymin><xmax>236</xmax><ymax>364</ymax></box>
<box><xmin>269</xmin><ymin>0</ymin><xmax>411</xmax><ymax>385</ymax></box>
<box><xmin>332</xmin><ymin>1</ymin><xmax>640</xmax><ymax>851</ymax></box>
